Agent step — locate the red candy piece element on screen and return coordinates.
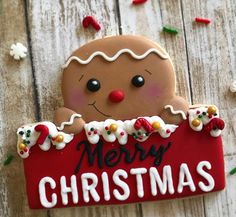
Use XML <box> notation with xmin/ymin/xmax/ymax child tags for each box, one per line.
<box><xmin>204</xmin><ymin>118</ymin><xmax>225</xmax><ymax>133</ymax></box>
<box><xmin>134</xmin><ymin>118</ymin><xmax>153</xmax><ymax>133</ymax></box>
<box><xmin>82</xmin><ymin>16</ymin><xmax>101</xmax><ymax>31</ymax></box>
<box><xmin>109</xmin><ymin>90</ymin><xmax>125</xmax><ymax>103</ymax></box>
<box><xmin>195</xmin><ymin>17</ymin><xmax>211</xmax><ymax>24</ymax></box>
<box><xmin>34</xmin><ymin>124</ymin><xmax>49</xmax><ymax>146</ymax></box>
<box><xmin>132</xmin><ymin>0</ymin><xmax>147</xmax><ymax>5</ymax></box>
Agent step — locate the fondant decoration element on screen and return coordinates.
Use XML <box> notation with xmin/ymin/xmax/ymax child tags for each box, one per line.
<box><xmin>10</xmin><ymin>42</ymin><xmax>27</xmax><ymax>60</ymax></box>
<box><xmin>188</xmin><ymin>106</ymin><xmax>224</xmax><ymax>137</ymax></box>
<box><xmin>132</xmin><ymin>0</ymin><xmax>147</xmax><ymax>5</ymax></box>
<box><xmin>195</xmin><ymin>17</ymin><xmax>211</xmax><ymax>24</ymax></box>
<box><xmin>17</xmin><ymin>35</ymin><xmax>225</xmax><ymax>209</ymax></box>
<box><xmin>62</xmin><ymin>48</ymin><xmax>169</xmax><ymax>68</ymax></box>
<box><xmin>82</xmin><ymin>16</ymin><xmax>101</xmax><ymax>31</ymax></box>
<box><xmin>229</xmin><ymin>80</ymin><xmax>236</xmax><ymax>92</ymax></box>
<box><xmin>162</xmin><ymin>26</ymin><xmax>178</xmax><ymax>35</ymax></box>
<box><xmin>17</xmin><ymin>122</ymin><xmax>74</xmax><ymax>158</ymax></box>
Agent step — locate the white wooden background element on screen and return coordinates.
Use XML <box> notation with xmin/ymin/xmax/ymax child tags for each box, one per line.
<box><xmin>0</xmin><ymin>0</ymin><xmax>236</xmax><ymax>216</ymax></box>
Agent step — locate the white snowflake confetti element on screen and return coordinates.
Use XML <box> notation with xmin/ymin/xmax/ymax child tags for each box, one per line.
<box><xmin>229</xmin><ymin>80</ymin><xmax>236</xmax><ymax>93</ymax></box>
<box><xmin>10</xmin><ymin>42</ymin><xmax>28</xmax><ymax>60</ymax></box>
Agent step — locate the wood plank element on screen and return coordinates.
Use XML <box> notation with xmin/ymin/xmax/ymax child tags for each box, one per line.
<box><xmin>181</xmin><ymin>0</ymin><xmax>236</xmax><ymax>216</ymax></box>
<box><xmin>118</xmin><ymin>0</ymin><xmax>205</xmax><ymax>217</ymax></box>
<box><xmin>181</xmin><ymin>0</ymin><xmax>236</xmax><ymax>155</ymax></box>
<box><xmin>27</xmin><ymin>0</ymin><xmax>141</xmax><ymax>216</ymax></box>
<box><xmin>0</xmin><ymin>0</ymin><xmax>46</xmax><ymax>216</ymax></box>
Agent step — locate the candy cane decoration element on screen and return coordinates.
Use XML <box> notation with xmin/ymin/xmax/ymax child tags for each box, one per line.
<box><xmin>34</xmin><ymin>124</ymin><xmax>49</xmax><ymax>145</ymax></box>
<box><xmin>204</xmin><ymin>118</ymin><xmax>225</xmax><ymax>133</ymax></box>
<box><xmin>82</xmin><ymin>16</ymin><xmax>101</xmax><ymax>31</ymax></box>
<box><xmin>134</xmin><ymin>118</ymin><xmax>154</xmax><ymax>133</ymax></box>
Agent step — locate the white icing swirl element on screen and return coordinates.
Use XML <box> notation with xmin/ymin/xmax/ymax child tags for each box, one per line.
<box><xmin>17</xmin><ymin>121</ymin><xmax>74</xmax><ymax>158</ymax></box>
<box><xmin>57</xmin><ymin>114</ymin><xmax>82</xmax><ymax>131</ymax></box>
<box><xmin>188</xmin><ymin>105</ymin><xmax>223</xmax><ymax>137</ymax></box>
<box><xmin>84</xmin><ymin>116</ymin><xmax>178</xmax><ymax>145</ymax></box>
<box><xmin>164</xmin><ymin>105</ymin><xmax>187</xmax><ymax>120</ymax></box>
<box><xmin>62</xmin><ymin>48</ymin><xmax>169</xmax><ymax>68</ymax></box>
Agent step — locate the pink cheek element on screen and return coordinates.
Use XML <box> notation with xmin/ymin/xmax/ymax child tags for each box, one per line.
<box><xmin>67</xmin><ymin>90</ymin><xmax>86</xmax><ymax>109</ymax></box>
<box><xmin>143</xmin><ymin>84</ymin><xmax>162</xmax><ymax>98</ymax></box>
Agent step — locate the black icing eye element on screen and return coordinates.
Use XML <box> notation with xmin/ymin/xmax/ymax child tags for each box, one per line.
<box><xmin>86</xmin><ymin>78</ymin><xmax>101</xmax><ymax>92</ymax></box>
<box><xmin>19</xmin><ymin>131</ymin><xmax>24</xmax><ymax>135</ymax></box>
<box><xmin>131</xmin><ymin>75</ymin><xmax>145</xmax><ymax>87</ymax></box>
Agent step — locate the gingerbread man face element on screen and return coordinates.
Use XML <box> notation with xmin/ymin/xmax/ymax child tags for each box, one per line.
<box><xmin>61</xmin><ymin>35</ymin><xmax>188</xmax><ymax>123</ymax></box>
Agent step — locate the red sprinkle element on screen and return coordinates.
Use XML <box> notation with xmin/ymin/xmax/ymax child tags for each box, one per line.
<box><xmin>132</xmin><ymin>0</ymin><xmax>147</xmax><ymax>4</ymax></box>
<box><xmin>120</xmin><ymin>132</ymin><xmax>124</xmax><ymax>136</ymax></box>
<box><xmin>196</xmin><ymin>110</ymin><xmax>200</xmax><ymax>114</ymax></box>
<box><xmin>88</xmin><ymin>132</ymin><xmax>92</xmax><ymax>136</ymax></box>
<box><xmin>23</xmin><ymin>147</ymin><xmax>28</xmax><ymax>152</ymax></box>
<box><xmin>105</xmin><ymin>126</ymin><xmax>109</xmax><ymax>130</ymax></box>
<box><xmin>20</xmin><ymin>151</ymin><xmax>24</xmax><ymax>155</ymax></box>
<box><xmin>82</xmin><ymin>16</ymin><xmax>101</xmax><ymax>31</ymax></box>
<box><xmin>195</xmin><ymin>17</ymin><xmax>211</xmax><ymax>24</ymax></box>
<box><xmin>208</xmin><ymin>114</ymin><xmax>212</xmax><ymax>118</ymax></box>
<box><xmin>166</xmin><ymin>129</ymin><xmax>171</xmax><ymax>134</ymax></box>
<box><xmin>94</xmin><ymin>130</ymin><xmax>98</xmax><ymax>134</ymax></box>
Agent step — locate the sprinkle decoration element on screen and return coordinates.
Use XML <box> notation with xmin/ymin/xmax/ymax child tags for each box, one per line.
<box><xmin>134</xmin><ymin>118</ymin><xmax>154</xmax><ymax>133</ymax></box>
<box><xmin>229</xmin><ymin>167</ymin><xmax>236</xmax><ymax>175</ymax></box>
<box><xmin>82</xmin><ymin>16</ymin><xmax>101</xmax><ymax>31</ymax></box>
<box><xmin>195</xmin><ymin>17</ymin><xmax>211</xmax><ymax>24</ymax></box>
<box><xmin>132</xmin><ymin>0</ymin><xmax>147</xmax><ymax>5</ymax></box>
<box><xmin>3</xmin><ymin>154</ymin><xmax>14</xmax><ymax>166</ymax></box>
<box><xmin>163</xmin><ymin>26</ymin><xmax>178</xmax><ymax>35</ymax></box>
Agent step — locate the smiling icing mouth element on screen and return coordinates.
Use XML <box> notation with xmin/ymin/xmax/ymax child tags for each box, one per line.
<box><xmin>88</xmin><ymin>101</ymin><xmax>111</xmax><ymax>117</ymax></box>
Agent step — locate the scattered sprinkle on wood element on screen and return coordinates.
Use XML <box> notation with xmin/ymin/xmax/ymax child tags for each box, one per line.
<box><xmin>3</xmin><ymin>154</ymin><xmax>14</xmax><ymax>166</ymax></box>
<box><xmin>163</xmin><ymin>26</ymin><xmax>179</xmax><ymax>35</ymax></box>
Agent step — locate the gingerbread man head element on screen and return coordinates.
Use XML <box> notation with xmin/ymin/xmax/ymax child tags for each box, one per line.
<box><xmin>60</xmin><ymin>35</ymin><xmax>188</xmax><ymax>123</ymax></box>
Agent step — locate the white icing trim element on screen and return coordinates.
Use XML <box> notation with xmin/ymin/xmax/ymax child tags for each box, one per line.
<box><xmin>177</xmin><ymin>163</ymin><xmax>196</xmax><ymax>193</ymax></box>
<box><xmin>102</xmin><ymin>172</ymin><xmax>111</xmax><ymax>201</ymax></box>
<box><xmin>149</xmin><ymin>166</ymin><xmax>174</xmax><ymax>196</ymax></box>
<box><xmin>57</xmin><ymin>113</ymin><xmax>82</xmax><ymax>131</ymax></box>
<box><xmin>113</xmin><ymin>169</ymin><xmax>130</xmax><ymax>201</ymax></box>
<box><xmin>62</xmin><ymin>48</ymin><xmax>169</xmax><ymax>68</ymax></box>
<box><xmin>39</xmin><ymin>177</ymin><xmax>57</xmax><ymax>208</ymax></box>
<box><xmin>130</xmin><ymin>168</ymin><xmax>147</xmax><ymax>198</ymax></box>
<box><xmin>197</xmin><ymin>161</ymin><xmax>215</xmax><ymax>192</ymax></box>
<box><xmin>60</xmin><ymin>175</ymin><xmax>78</xmax><ymax>205</ymax></box>
<box><xmin>164</xmin><ymin>105</ymin><xmax>187</xmax><ymax>120</ymax></box>
<box><xmin>81</xmin><ymin>173</ymin><xmax>100</xmax><ymax>203</ymax></box>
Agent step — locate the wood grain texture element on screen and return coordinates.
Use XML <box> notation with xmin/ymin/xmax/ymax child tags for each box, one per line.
<box><xmin>0</xmin><ymin>0</ymin><xmax>235</xmax><ymax>216</ymax></box>
<box><xmin>0</xmin><ymin>0</ymin><xmax>46</xmax><ymax>217</ymax></box>
<box><xmin>118</xmin><ymin>0</ymin><xmax>205</xmax><ymax>216</ymax></box>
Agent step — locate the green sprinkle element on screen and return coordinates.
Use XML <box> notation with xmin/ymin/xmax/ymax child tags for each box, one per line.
<box><xmin>137</xmin><ymin>131</ymin><xmax>141</xmax><ymax>136</ymax></box>
<box><xmin>3</xmin><ymin>154</ymin><xmax>14</xmax><ymax>166</ymax></box>
<box><xmin>48</xmin><ymin>135</ymin><xmax>52</xmax><ymax>139</ymax></box>
<box><xmin>163</xmin><ymin>26</ymin><xmax>178</xmax><ymax>35</ymax></box>
<box><xmin>107</xmin><ymin>131</ymin><xmax>111</xmax><ymax>135</ymax></box>
<box><xmin>198</xmin><ymin>115</ymin><xmax>202</xmax><ymax>119</ymax></box>
<box><xmin>229</xmin><ymin>167</ymin><xmax>236</xmax><ymax>175</ymax></box>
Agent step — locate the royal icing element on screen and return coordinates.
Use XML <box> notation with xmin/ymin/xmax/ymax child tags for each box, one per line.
<box><xmin>62</xmin><ymin>48</ymin><xmax>169</xmax><ymax>68</ymax></box>
<box><xmin>164</xmin><ymin>105</ymin><xmax>187</xmax><ymax>120</ymax></box>
<box><xmin>188</xmin><ymin>106</ymin><xmax>224</xmax><ymax>137</ymax></box>
<box><xmin>57</xmin><ymin>113</ymin><xmax>82</xmax><ymax>131</ymax></box>
<box><xmin>17</xmin><ymin>121</ymin><xmax>74</xmax><ymax>158</ymax></box>
<box><xmin>84</xmin><ymin>116</ymin><xmax>178</xmax><ymax>145</ymax></box>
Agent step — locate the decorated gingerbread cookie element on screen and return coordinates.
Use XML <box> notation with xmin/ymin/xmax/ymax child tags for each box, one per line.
<box><xmin>17</xmin><ymin>35</ymin><xmax>225</xmax><ymax>209</ymax></box>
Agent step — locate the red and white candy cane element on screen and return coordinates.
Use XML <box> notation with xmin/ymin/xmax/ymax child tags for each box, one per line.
<box><xmin>204</xmin><ymin>118</ymin><xmax>225</xmax><ymax>133</ymax></box>
<box><xmin>134</xmin><ymin>118</ymin><xmax>154</xmax><ymax>133</ymax></box>
<box><xmin>82</xmin><ymin>16</ymin><xmax>101</xmax><ymax>31</ymax></box>
<box><xmin>35</xmin><ymin>124</ymin><xmax>49</xmax><ymax>146</ymax></box>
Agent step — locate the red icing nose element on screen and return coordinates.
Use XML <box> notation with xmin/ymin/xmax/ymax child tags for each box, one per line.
<box><xmin>109</xmin><ymin>90</ymin><xmax>125</xmax><ymax>103</ymax></box>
